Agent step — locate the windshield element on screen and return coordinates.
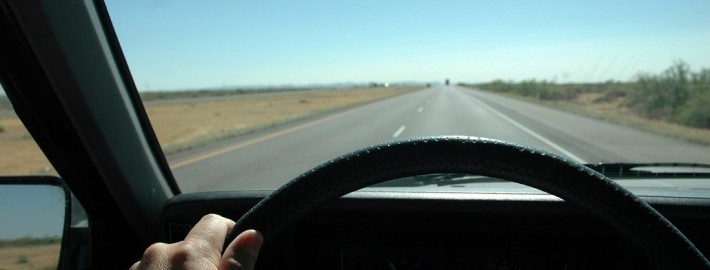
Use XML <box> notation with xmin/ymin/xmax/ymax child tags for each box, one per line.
<box><xmin>102</xmin><ymin>1</ymin><xmax>710</xmax><ymax>192</ymax></box>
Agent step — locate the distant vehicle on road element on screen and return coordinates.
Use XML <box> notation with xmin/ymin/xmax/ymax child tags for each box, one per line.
<box><xmin>445</xmin><ymin>79</ymin><xmax>450</xmax><ymax>85</ymax></box>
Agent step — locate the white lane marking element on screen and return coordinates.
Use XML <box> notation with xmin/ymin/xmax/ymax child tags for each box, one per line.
<box><xmin>473</xmin><ymin>98</ymin><xmax>588</xmax><ymax>164</ymax></box>
<box><xmin>392</xmin><ymin>125</ymin><xmax>406</xmax><ymax>138</ymax></box>
<box><xmin>417</xmin><ymin>107</ymin><xmax>423</xmax><ymax>113</ymax></box>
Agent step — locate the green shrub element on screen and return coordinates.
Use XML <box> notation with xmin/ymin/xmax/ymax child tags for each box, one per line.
<box><xmin>674</xmin><ymin>92</ymin><xmax>710</xmax><ymax>128</ymax></box>
<box><xmin>474</xmin><ymin>80</ymin><xmax>590</xmax><ymax>101</ymax></box>
<box><xmin>624</xmin><ymin>61</ymin><xmax>693</xmax><ymax>120</ymax></box>
<box><xmin>16</xmin><ymin>255</ymin><xmax>28</xmax><ymax>264</ymax></box>
<box><xmin>0</xmin><ymin>124</ymin><xmax>4</xmax><ymax>133</ymax></box>
<box><xmin>624</xmin><ymin>61</ymin><xmax>709</xmax><ymax>127</ymax></box>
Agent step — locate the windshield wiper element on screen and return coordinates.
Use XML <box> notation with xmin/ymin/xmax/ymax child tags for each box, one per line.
<box><xmin>371</xmin><ymin>174</ymin><xmax>507</xmax><ymax>187</ymax></box>
<box><xmin>430</xmin><ymin>175</ymin><xmax>507</xmax><ymax>186</ymax></box>
<box><xmin>587</xmin><ymin>163</ymin><xmax>710</xmax><ymax>179</ymax></box>
<box><xmin>371</xmin><ymin>174</ymin><xmax>505</xmax><ymax>187</ymax></box>
<box><xmin>372</xmin><ymin>163</ymin><xmax>710</xmax><ymax>188</ymax></box>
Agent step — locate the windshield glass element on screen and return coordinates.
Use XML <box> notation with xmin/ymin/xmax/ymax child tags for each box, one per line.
<box><xmin>103</xmin><ymin>1</ymin><xmax>710</xmax><ymax>192</ymax></box>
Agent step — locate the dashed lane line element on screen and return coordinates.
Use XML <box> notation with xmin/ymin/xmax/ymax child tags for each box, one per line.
<box><xmin>392</xmin><ymin>125</ymin><xmax>406</xmax><ymax>138</ymax></box>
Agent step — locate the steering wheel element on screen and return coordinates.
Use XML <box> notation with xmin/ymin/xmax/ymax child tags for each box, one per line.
<box><xmin>226</xmin><ymin>136</ymin><xmax>710</xmax><ymax>269</ymax></box>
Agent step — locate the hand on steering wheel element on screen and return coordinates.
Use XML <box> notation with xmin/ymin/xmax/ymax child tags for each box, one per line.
<box><xmin>131</xmin><ymin>214</ymin><xmax>263</xmax><ymax>270</ymax></box>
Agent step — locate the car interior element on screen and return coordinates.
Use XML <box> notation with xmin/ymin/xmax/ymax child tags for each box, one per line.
<box><xmin>1</xmin><ymin>1</ymin><xmax>709</xmax><ymax>269</ymax></box>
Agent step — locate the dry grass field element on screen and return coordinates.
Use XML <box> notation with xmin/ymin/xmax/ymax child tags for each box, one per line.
<box><xmin>145</xmin><ymin>86</ymin><xmax>420</xmax><ymax>153</ymax></box>
<box><xmin>0</xmin><ymin>117</ymin><xmax>55</xmax><ymax>175</ymax></box>
<box><xmin>0</xmin><ymin>244</ymin><xmax>60</xmax><ymax>270</ymax></box>
<box><xmin>0</xmin><ymin>87</ymin><xmax>420</xmax><ymax>174</ymax></box>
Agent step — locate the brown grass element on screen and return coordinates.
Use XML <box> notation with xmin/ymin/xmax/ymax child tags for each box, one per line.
<box><xmin>0</xmin><ymin>244</ymin><xmax>60</xmax><ymax>270</ymax></box>
<box><xmin>0</xmin><ymin>118</ymin><xmax>54</xmax><ymax>175</ymax></box>
<box><xmin>0</xmin><ymin>87</ymin><xmax>421</xmax><ymax>174</ymax></box>
<box><xmin>146</xmin><ymin>87</ymin><xmax>421</xmax><ymax>153</ymax></box>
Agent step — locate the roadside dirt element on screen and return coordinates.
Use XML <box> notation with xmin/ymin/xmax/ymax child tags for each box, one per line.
<box><xmin>0</xmin><ymin>117</ymin><xmax>54</xmax><ymax>175</ymax></box>
<box><xmin>0</xmin><ymin>244</ymin><xmax>60</xmax><ymax>270</ymax></box>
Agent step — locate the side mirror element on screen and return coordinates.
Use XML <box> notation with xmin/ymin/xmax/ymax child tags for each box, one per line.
<box><xmin>0</xmin><ymin>176</ymin><xmax>69</xmax><ymax>270</ymax></box>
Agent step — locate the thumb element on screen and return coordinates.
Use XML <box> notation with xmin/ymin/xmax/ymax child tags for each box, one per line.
<box><xmin>220</xmin><ymin>229</ymin><xmax>263</xmax><ymax>270</ymax></box>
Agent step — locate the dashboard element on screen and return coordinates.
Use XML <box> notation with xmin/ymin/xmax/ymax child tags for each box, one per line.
<box><xmin>163</xmin><ymin>190</ymin><xmax>710</xmax><ymax>269</ymax></box>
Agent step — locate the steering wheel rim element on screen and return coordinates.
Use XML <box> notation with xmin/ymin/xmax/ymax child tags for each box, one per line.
<box><xmin>227</xmin><ymin>136</ymin><xmax>709</xmax><ymax>269</ymax></box>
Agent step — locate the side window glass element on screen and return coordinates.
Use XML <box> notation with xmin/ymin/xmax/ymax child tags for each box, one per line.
<box><xmin>0</xmin><ymin>85</ymin><xmax>56</xmax><ymax>175</ymax></box>
<box><xmin>0</xmin><ymin>84</ymin><xmax>92</xmax><ymax>270</ymax></box>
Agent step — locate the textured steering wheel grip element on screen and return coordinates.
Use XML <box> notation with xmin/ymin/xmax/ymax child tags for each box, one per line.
<box><xmin>227</xmin><ymin>136</ymin><xmax>710</xmax><ymax>269</ymax></box>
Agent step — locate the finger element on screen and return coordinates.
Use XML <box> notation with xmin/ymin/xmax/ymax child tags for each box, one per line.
<box><xmin>134</xmin><ymin>242</ymin><xmax>171</xmax><ymax>269</ymax></box>
<box><xmin>184</xmin><ymin>214</ymin><xmax>236</xmax><ymax>260</ymax></box>
<box><xmin>220</xmin><ymin>230</ymin><xmax>263</xmax><ymax>270</ymax></box>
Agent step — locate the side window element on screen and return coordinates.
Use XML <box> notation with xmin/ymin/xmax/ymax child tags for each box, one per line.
<box><xmin>0</xmin><ymin>85</ymin><xmax>56</xmax><ymax>175</ymax></box>
<box><xmin>0</xmin><ymin>85</ymin><xmax>70</xmax><ymax>270</ymax></box>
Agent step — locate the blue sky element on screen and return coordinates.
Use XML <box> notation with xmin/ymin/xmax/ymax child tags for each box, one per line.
<box><xmin>102</xmin><ymin>0</ymin><xmax>709</xmax><ymax>91</ymax></box>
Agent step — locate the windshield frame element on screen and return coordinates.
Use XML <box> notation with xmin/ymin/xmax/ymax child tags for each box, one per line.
<box><xmin>1</xmin><ymin>0</ymin><xmax>181</xmax><ymax>242</ymax></box>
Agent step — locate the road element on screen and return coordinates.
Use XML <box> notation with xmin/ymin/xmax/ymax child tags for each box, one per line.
<box><xmin>170</xmin><ymin>85</ymin><xmax>710</xmax><ymax>192</ymax></box>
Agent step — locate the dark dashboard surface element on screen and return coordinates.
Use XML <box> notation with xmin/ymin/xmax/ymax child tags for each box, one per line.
<box><xmin>163</xmin><ymin>190</ymin><xmax>710</xmax><ymax>269</ymax></box>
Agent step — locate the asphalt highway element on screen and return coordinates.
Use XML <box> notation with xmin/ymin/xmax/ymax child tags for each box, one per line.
<box><xmin>170</xmin><ymin>85</ymin><xmax>710</xmax><ymax>192</ymax></box>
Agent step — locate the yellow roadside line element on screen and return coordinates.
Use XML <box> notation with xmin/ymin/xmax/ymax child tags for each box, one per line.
<box><xmin>169</xmin><ymin>106</ymin><xmax>368</xmax><ymax>169</ymax></box>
